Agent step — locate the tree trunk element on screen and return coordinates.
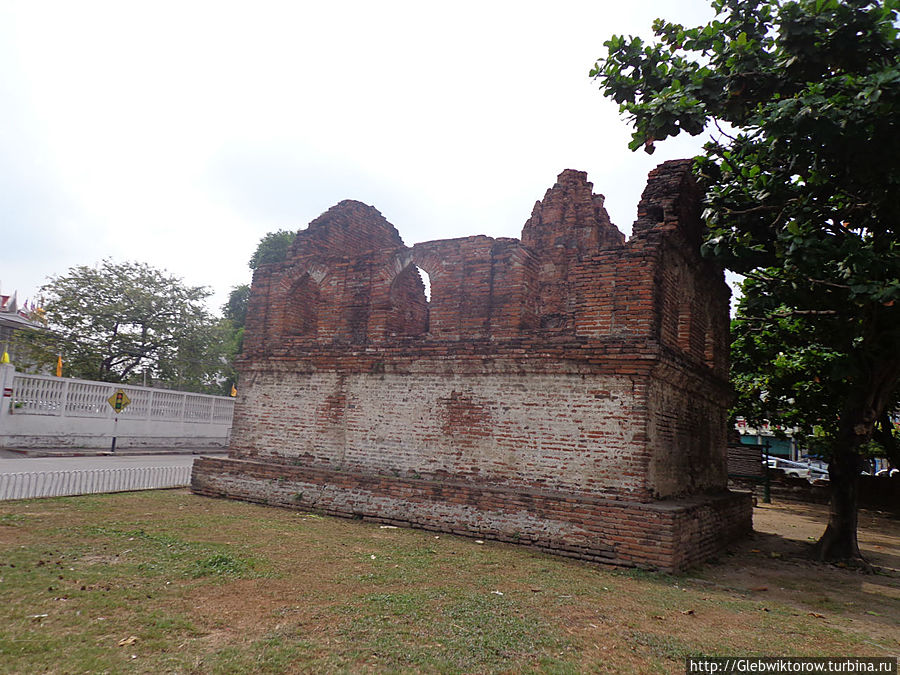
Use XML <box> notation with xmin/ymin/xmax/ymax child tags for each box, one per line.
<box><xmin>814</xmin><ymin>441</ymin><xmax>863</xmax><ymax>561</ymax></box>
<box><xmin>814</xmin><ymin>384</ymin><xmax>893</xmax><ymax>562</ymax></box>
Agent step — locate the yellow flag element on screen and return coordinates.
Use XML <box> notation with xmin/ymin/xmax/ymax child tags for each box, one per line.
<box><xmin>230</xmin><ymin>384</ymin><xmax>237</xmax><ymax>397</ymax></box>
<box><xmin>0</xmin><ymin>351</ymin><xmax>9</xmax><ymax>364</ymax></box>
<box><xmin>56</xmin><ymin>355</ymin><xmax>63</xmax><ymax>377</ymax></box>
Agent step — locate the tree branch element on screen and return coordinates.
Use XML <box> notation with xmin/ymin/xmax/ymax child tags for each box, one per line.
<box><xmin>734</xmin><ymin>308</ymin><xmax>840</xmax><ymax>322</ymax></box>
<box><xmin>808</xmin><ymin>278</ymin><xmax>852</xmax><ymax>290</ymax></box>
<box><xmin>712</xmin><ymin>118</ymin><xmax>738</xmax><ymax>143</ymax></box>
<box><xmin>723</xmin><ymin>203</ymin><xmax>783</xmax><ymax>215</ymax></box>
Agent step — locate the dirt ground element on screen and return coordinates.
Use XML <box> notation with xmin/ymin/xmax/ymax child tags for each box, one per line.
<box><xmin>696</xmin><ymin>501</ymin><xmax>900</xmax><ymax>652</ymax></box>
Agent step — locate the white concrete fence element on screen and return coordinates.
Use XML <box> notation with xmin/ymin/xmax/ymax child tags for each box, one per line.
<box><xmin>0</xmin><ymin>465</ymin><xmax>192</xmax><ymax>500</ymax></box>
<box><xmin>0</xmin><ymin>364</ymin><xmax>234</xmax><ymax>449</ymax></box>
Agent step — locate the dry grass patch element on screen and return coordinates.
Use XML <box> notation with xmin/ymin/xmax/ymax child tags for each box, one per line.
<box><xmin>0</xmin><ymin>490</ymin><xmax>897</xmax><ymax>674</ymax></box>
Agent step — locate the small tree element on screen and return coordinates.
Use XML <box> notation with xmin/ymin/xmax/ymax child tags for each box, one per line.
<box><xmin>593</xmin><ymin>0</ymin><xmax>900</xmax><ymax>562</ymax></box>
<box><xmin>248</xmin><ymin>229</ymin><xmax>295</xmax><ymax>270</ymax></box>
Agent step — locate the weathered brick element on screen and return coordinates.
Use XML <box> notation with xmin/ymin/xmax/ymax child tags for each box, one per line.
<box><xmin>192</xmin><ymin>160</ymin><xmax>751</xmax><ymax>571</ymax></box>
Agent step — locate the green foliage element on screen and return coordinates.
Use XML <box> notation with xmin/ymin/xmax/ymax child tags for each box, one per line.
<box><xmin>595</xmin><ymin>0</ymin><xmax>900</xmax><ymax>557</ymax></box>
<box><xmin>216</xmin><ymin>284</ymin><xmax>250</xmax><ymax>394</ymax></box>
<box><xmin>223</xmin><ymin>283</ymin><xmax>250</xmax><ymax>329</ymax></box>
<box><xmin>595</xmin><ymin>0</ymin><xmax>900</xmax><ymax>439</ymax></box>
<box><xmin>248</xmin><ymin>229</ymin><xmax>295</xmax><ymax>270</ymax></box>
<box><xmin>15</xmin><ymin>259</ymin><xmax>230</xmax><ymax>394</ymax></box>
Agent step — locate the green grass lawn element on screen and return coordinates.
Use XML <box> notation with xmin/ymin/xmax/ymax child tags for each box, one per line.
<box><xmin>0</xmin><ymin>490</ymin><xmax>897</xmax><ymax>674</ymax></box>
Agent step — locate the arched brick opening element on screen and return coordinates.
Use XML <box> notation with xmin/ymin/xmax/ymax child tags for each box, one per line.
<box><xmin>282</xmin><ymin>272</ymin><xmax>320</xmax><ymax>337</ymax></box>
<box><xmin>417</xmin><ymin>266</ymin><xmax>431</xmax><ymax>302</ymax></box>
<box><xmin>386</xmin><ymin>263</ymin><xmax>429</xmax><ymax>336</ymax></box>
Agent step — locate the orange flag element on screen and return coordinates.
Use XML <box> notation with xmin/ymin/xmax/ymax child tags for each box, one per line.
<box><xmin>230</xmin><ymin>384</ymin><xmax>237</xmax><ymax>397</ymax></box>
<box><xmin>56</xmin><ymin>355</ymin><xmax>62</xmax><ymax>377</ymax></box>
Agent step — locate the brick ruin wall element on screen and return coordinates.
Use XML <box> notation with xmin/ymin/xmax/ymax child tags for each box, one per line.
<box><xmin>192</xmin><ymin>159</ymin><xmax>752</xmax><ymax>572</ymax></box>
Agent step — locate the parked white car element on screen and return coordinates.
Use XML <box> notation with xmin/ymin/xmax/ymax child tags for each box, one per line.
<box><xmin>763</xmin><ymin>458</ymin><xmax>828</xmax><ymax>481</ymax></box>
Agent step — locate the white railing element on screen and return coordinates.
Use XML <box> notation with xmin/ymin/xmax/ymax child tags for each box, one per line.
<box><xmin>10</xmin><ymin>373</ymin><xmax>234</xmax><ymax>423</ymax></box>
<box><xmin>0</xmin><ymin>466</ymin><xmax>192</xmax><ymax>500</ymax></box>
<box><xmin>0</xmin><ymin>365</ymin><xmax>234</xmax><ymax>449</ymax></box>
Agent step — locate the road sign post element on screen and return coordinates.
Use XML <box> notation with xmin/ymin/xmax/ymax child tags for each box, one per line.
<box><xmin>107</xmin><ymin>389</ymin><xmax>132</xmax><ymax>453</ymax></box>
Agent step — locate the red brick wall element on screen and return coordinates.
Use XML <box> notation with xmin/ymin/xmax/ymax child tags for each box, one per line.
<box><xmin>521</xmin><ymin>169</ymin><xmax>625</xmax><ymax>331</ymax></box>
<box><xmin>228</xmin><ymin>369</ymin><xmax>651</xmax><ymax>499</ymax></box>
<box><xmin>193</xmin><ymin>160</ymin><xmax>751</xmax><ymax>570</ymax></box>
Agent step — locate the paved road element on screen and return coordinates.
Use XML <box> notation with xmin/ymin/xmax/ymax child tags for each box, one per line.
<box><xmin>0</xmin><ymin>453</ymin><xmax>211</xmax><ymax>474</ymax></box>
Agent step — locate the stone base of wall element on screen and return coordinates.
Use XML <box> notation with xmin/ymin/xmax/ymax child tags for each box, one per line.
<box><xmin>192</xmin><ymin>457</ymin><xmax>752</xmax><ymax>572</ymax></box>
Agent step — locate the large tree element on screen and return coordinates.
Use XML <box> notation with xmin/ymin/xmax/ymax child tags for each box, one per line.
<box><xmin>593</xmin><ymin>0</ymin><xmax>900</xmax><ymax>562</ymax></box>
<box><xmin>18</xmin><ymin>260</ymin><xmax>229</xmax><ymax>394</ymax></box>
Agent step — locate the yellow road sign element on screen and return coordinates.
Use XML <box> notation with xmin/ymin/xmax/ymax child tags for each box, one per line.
<box><xmin>107</xmin><ymin>389</ymin><xmax>131</xmax><ymax>413</ymax></box>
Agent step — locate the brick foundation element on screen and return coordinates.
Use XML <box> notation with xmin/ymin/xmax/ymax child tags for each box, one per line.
<box><xmin>193</xmin><ymin>456</ymin><xmax>751</xmax><ymax>573</ymax></box>
<box><xmin>192</xmin><ymin>160</ymin><xmax>752</xmax><ymax>571</ymax></box>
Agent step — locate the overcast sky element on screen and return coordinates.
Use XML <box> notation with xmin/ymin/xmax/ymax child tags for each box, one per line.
<box><xmin>1</xmin><ymin>0</ymin><xmax>717</xmax><ymax>313</ymax></box>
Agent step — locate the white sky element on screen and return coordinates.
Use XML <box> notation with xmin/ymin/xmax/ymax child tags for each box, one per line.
<box><xmin>0</xmin><ymin>0</ymin><xmax>717</xmax><ymax>314</ymax></box>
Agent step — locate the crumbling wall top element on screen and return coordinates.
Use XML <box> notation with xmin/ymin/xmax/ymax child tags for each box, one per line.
<box><xmin>242</xmin><ymin>161</ymin><xmax>725</xmax><ymax>371</ymax></box>
<box><xmin>631</xmin><ymin>159</ymin><xmax>704</xmax><ymax>246</ymax></box>
<box><xmin>521</xmin><ymin>168</ymin><xmax>625</xmax><ymax>254</ymax></box>
<box><xmin>289</xmin><ymin>199</ymin><xmax>405</xmax><ymax>260</ymax></box>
